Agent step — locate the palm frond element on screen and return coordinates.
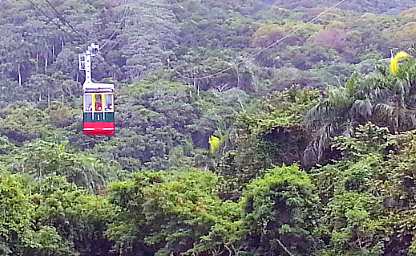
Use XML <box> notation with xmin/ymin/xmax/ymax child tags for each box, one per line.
<box><xmin>303</xmin><ymin>123</ymin><xmax>336</xmax><ymax>167</ymax></box>
<box><xmin>373</xmin><ymin>103</ymin><xmax>398</xmax><ymax>132</ymax></box>
<box><xmin>327</xmin><ymin>87</ymin><xmax>353</xmax><ymax>109</ymax></box>
<box><xmin>305</xmin><ymin>86</ymin><xmax>352</xmax><ymax>129</ymax></box>
<box><xmin>350</xmin><ymin>99</ymin><xmax>373</xmax><ymax>121</ymax></box>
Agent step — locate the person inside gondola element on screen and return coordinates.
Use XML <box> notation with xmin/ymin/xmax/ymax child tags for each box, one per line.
<box><xmin>85</xmin><ymin>94</ymin><xmax>93</xmax><ymax>112</ymax></box>
<box><xmin>95</xmin><ymin>95</ymin><xmax>102</xmax><ymax>111</ymax></box>
<box><xmin>105</xmin><ymin>94</ymin><xmax>113</xmax><ymax>111</ymax></box>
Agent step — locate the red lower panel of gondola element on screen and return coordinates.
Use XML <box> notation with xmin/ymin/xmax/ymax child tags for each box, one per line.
<box><xmin>83</xmin><ymin>122</ymin><xmax>115</xmax><ymax>136</ymax></box>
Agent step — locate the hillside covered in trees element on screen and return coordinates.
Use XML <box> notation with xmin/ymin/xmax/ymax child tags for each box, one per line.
<box><xmin>2</xmin><ymin>0</ymin><xmax>416</xmax><ymax>255</ymax></box>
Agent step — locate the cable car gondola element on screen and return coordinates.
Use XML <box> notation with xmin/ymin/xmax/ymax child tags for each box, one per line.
<box><xmin>80</xmin><ymin>43</ymin><xmax>115</xmax><ymax>136</ymax></box>
<box><xmin>82</xmin><ymin>82</ymin><xmax>115</xmax><ymax>136</ymax></box>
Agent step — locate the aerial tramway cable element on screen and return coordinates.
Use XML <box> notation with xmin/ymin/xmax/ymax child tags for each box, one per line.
<box><xmin>26</xmin><ymin>0</ymin><xmax>130</xmax><ymax>49</ymax></box>
<box><xmin>99</xmin><ymin>0</ymin><xmax>131</xmax><ymax>52</ymax></box>
<box><xmin>43</xmin><ymin>0</ymin><xmax>88</xmax><ymax>40</ymax></box>
<box><xmin>25</xmin><ymin>0</ymin><xmax>77</xmax><ymax>39</ymax></box>
<box><xmin>173</xmin><ymin>0</ymin><xmax>348</xmax><ymax>81</ymax></box>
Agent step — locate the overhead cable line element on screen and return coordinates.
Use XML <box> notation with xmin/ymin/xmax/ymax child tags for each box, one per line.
<box><xmin>27</xmin><ymin>0</ymin><xmax>130</xmax><ymax>48</ymax></box>
<box><xmin>26</xmin><ymin>0</ymin><xmax>72</xmax><ymax>36</ymax></box>
<box><xmin>25</xmin><ymin>0</ymin><xmax>85</xmax><ymax>41</ymax></box>
<box><xmin>43</xmin><ymin>0</ymin><xmax>88</xmax><ymax>40</ymax></box>
<box><xmin>99</xmin><ymin>0</ymin><xmax>131</xmax><ymax>52</ymax></box>
<box><xmin>173</xmin><ymin>0</ymin><xmax>348</xmax><ymax>81</ymax></box>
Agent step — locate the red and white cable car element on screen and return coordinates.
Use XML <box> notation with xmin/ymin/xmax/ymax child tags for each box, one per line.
<box><xmin>79</xmin><ymin>43</ymin><xmax>115</xmax><ymax>136</ymax></box>
<box><xmin>82</xmin><ymin>82</ymin><xmax>115</xmax><ymax>136</ymax></box>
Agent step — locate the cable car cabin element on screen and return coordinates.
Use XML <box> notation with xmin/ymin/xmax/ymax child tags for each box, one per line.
<box><xmin>82</xmin><ymin>82</ymin><xmax>115</xmax><ymax>136</ymax></box>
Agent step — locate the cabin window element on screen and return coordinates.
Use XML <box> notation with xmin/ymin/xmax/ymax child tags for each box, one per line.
<box><xmin>84</xmin><ymin>94</ymin><xmax>92</xmax><ymax>112</ymax></box>
<box><xmin>95</xmin><ymin>94</ymin><xmax>103</xmax><ymax>111</ymax></box>
<box><xmin>105</xmin><ymin>94</ymin><xmax>114</xmax><ymax>112</ymax></box>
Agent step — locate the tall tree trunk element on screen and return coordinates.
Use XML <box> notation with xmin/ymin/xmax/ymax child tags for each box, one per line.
<box><xmin>36</xmin><ymin>53</ymin><xmax>39</xmax><ymax>73</ymax></box>
<box><xmin>235</xmin><ymin>64</ymin><xmax>240</xmax><ymax>89</ymax></box>
<box><xmin>193</xmin><ymin>68</ymin><xmax>196</xmax><ymax>92</ymax></box>
<box><xmin>44</xmin><ymin>55</ymin><xmax>48</xmax><ymax>73</ymax></box>
<box><xmin>47</xmin><ymin>88</ymin><xmax>50</xmax><ymax>107</ymax></box>
<box><xmin>17</xmin><ymin>63</ymin><xmax>22</xmax><ymax>86</ymax></box>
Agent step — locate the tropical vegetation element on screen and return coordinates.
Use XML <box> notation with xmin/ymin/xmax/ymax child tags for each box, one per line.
<box><xmin>1</xmin><ymin>0</ymin><xmax>416</xmax><ymax>255</ymax></box>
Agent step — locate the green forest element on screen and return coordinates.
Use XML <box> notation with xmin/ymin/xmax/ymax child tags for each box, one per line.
<box><xmin>2</xmin><ymin>0</ymin><xmax>416</xmax><ymax>255</ymax></box>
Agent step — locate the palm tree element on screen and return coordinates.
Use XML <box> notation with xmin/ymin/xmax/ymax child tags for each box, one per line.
<box><xmin>304</xmin><ymin>60</ymin><xmax>416</xmax><ymax>166</ymax></box>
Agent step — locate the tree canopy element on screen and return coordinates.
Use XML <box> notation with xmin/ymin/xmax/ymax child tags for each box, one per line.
<box><xmin>1</xmin><ymin>0</ymin><xmax>416</xmax><ymax>255</ymax></box>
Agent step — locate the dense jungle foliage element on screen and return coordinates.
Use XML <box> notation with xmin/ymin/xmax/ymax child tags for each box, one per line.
<box><xmin>2</xmin><ymin>0</ymin><xmax>416</xmax><ymax>255</ymax></box>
